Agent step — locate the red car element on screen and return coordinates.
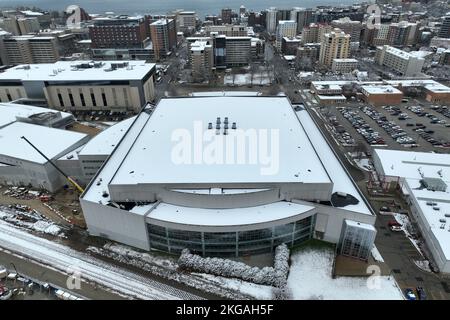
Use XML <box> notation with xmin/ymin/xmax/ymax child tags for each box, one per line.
<box><xmin>388</xmin><ymin>220</ymin><xmax>402</xmax><ymax>227</ymax></box>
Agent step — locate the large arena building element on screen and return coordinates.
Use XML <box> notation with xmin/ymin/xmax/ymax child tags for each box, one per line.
<box><xmin>80</xmin><ymin>95</ymin><xmax>376</xmax><ymax>258</ymax></box>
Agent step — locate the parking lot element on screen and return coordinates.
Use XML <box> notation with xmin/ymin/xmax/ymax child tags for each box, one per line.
<box><xmin>317</xmin><ymin>99</ymin><xmax>450</xmax><ymax>154</ymax></box>
<box><xmin>69</xmin><ymin>110</ymin><xmax>134</xmax><ymax>123</ymax></box>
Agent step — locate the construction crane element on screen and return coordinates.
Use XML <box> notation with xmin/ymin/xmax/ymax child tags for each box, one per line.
<box><xmin>21</xmin><ymin>136</ymin><xmax>85</xmax><ymax>193</ymax></box>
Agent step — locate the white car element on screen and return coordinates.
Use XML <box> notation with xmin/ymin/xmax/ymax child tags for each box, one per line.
<box><xmin>390</xmin><ymin>225</ymin><xmax>402</xmax><ymax>232</ymax></box>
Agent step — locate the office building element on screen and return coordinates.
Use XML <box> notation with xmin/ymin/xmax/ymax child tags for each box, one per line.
<box><xmin>438</xmin><ymin>15</ymin><xmax>450</xmax><ymax>38</ymax></box>
<box><xmin>221</xmin><ymin>8</ymin><xmax>232</xmax><ymax>25</ymax></box>
<box><xmin>301</xmin><ymin>23</ymin><xmax>331</xmax><ymax>44</ymax></box>
<box><xmin>0</xmin><ymin>61</ymin><xmax>156</xmax><ymax>112</ymax></box>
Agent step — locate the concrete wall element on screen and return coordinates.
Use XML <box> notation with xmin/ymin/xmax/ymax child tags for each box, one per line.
<box><xmin>80</xmin><ymin>199</ymin><xmax>150</xmax><ymax>250</ymax></box>
<box><xmin>108</xmin><ymin>181</ymin><xmax>334</xmax><ymax>206</ymax></box>
<box><xmin>0</xmin><ymin>85</ymin><xmax>27</xmax><ymax>102</ymax></box>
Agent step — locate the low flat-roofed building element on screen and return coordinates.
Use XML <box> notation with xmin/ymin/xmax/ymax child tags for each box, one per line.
<box><xmin>317</xmin><ymin>94</ymin><xmax>347</xmax><ymax>105</ymax></box>
<box><xmin>311</xmin><ymin>83</ymin><xmax>343</xmax><ymax>95</ymax></box>
<box><xmin>361</xmin><ymin>85</ymin><xmax>403</xmax><ymax>106</ymax></box>
<box><xmin>80</xmin><ymin>96</ymin><xmax>375</xmax><ymax>258</ymax></box>
<box><xmin>424</xmin><ymin>82</ymin><xmax>450</xmax><ymax>104</ymax></box>
<box><xmin>0</xmin><ymin>60</ymin><xmax>156</xmax><ymax>112</ymax></box>
<box><xmin>331</xmin><ymin>58</ymin><xmax>358</xmax><ymax>73</ymax></box>
<box><xmin>373</xmin><ymin>149</ymin><xmax>450</xmax><ymax>273</ymax></box>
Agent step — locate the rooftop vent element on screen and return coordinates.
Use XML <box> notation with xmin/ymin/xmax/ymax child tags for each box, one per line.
<box><xmin>439</xmin><ymin>219</ymin><xmax>447</xmax><ymax>223</ymax></box>
<box><xmin>433</xmin><ymin>206</ymin><xmax>440</xmax><ymax>211</ymax></box>
<box><xmin>420</xmin><ymin>177</ymin><xmax>447</xmax><ymax>192</ymax></box>
<box><xmin>232</xmin><ymin>122</ymin><xmax>237</xmax><ymax>130</ymax></box>
<box><xmin>208</xmin><ymin>122</ymin><xmax>213</xmax><ymax>130</ymax></box>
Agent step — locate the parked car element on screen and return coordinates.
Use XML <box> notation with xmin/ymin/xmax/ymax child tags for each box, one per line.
<box><xmin>390</xmin><ymin>225</ymin><xmax>402</xmax><ymax>232</ymax></box>
<box><xmin>416</xmin><ymin>287</ymin><xmax>426</xmax><ymax>300</ymax></box>
<box><xmin>405</xmin><ymin>288</ymin><xmax>417</xmax><ymax>300</ymax></box>
<box><xmin>388</xmin><ymin>220</ymin><xmax>402</xmax><ymax>227</ymax></box>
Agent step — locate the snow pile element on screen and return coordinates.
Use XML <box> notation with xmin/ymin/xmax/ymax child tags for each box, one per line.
<box><xmin>287</xmin><ymin>248</ymin><xmax>404</xmax><ymax>300</ymax></box>
<box><xmin>394</xmin><ymin>213</ymin><xmax>423</xmax><ymax>256</ymax></box>
<box><xmin>193</xmin><ymin>273</ymin><xmax>273</xmax><ymax>300</ymax></box>
<box><xmin>178</xmin><ymin>244</ymin><xmax>290</xmax><ymax>288</ymax></box>
<box><xmin>414</xmin><ymin>260</ymin><xmax>432</xmax><ymax>273</ymax></box>
<box><xmin>371</xmin><ymin>246</ymin><xmax>385</xmax><ymax>263</ymax></box>
<box><xmin>0</xmin><ymin>206</ymin><xmax>63</xmax><ymax>237</ymax></box>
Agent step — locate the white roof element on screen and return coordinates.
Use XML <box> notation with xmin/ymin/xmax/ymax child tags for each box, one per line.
<box><xmin>295</xmin><ymin>106</ymin><xmax>371</xmax><ymax>215</ymax></box>
<box><xmin>79</xmin><ymin>116</ymin><xmax>136</xmax><ymax>156</ymax></box>
<box><xmin>147</xmin><ymin>201</ymin><xmax>315</xmax><ymax>226</ymax></box>
<box><xmin>345</xmin><ymin>219</ymin><xmax>376</xmax><ymax>231</ymax></box>
<box><xmin>83</xmin><ymin>110</ymin><xmax>152</xmax><ymax>203</ymax></box>
<box><xmin>110</xmin><ymin>97</ymin><xmax>331</xmax><ymax>186</ymax></box>
<box><xmin>0</xmin><ymin>103</ymin><xmax>73</xmax><ymax>128</ymax></box>
<box><xmin>0</xmin><ymin>122</ymin><xmax>87</xmax><ymax>164</ymax></box>
<box><xmin>318</xmin><ymin>95</ymin><xmax>347</xmax><ymax>100</ymax></box>
<box><xmin>362</xmin><ymin>85</ymin><xmax>402</xmax><ymax>95</ymax></box>
<box><xmin>406</xmin><ymin>179</ymin><xmax>450</xmax><ymax>260</ymax></box>
<box><xmin>382</xmin><ymin>46</ymin><xmax>425</xmax><ymax>61</ymax></box>
<box><xmin>0</xmin><ymin>61</ymin><xmax>155</xmax><ymax>82</ymax></box>
<box><xmin>374</xmin><ymin>149</ymin><xmax>450</xmax><ymax>182</ymax></box>
<box><xmin>333</xmin><ymin>58</ymin><xmax>358</xmax><ymax>63</ymax></box>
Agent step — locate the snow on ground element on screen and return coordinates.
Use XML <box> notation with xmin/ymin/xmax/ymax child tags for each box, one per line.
<box><xmin>0</xmin><ymin>206</ymin><xmax>64</xmax><ymax>237</ymax></box>
<box><xmin>224</xmin><ymin>73</ymin><xmax>272</xmax><ymax>86</ymax></box>
<box><xmin>287</xmin><ymin>248</ymin><xmax>403</xmax><ymax>300</ymax></box>
<box><xmin>354</xmin><ymin>158</ymin><xmax>373</xmax><ymax>172</ymax></box>
<box><xmin>194</xmin><ymin>273</ymin><xmax>273</xmax><ymax>300</ymax></box>
<box><xmin>414</xmin><ymin>260</ymin><xmax>432</xmax><ymax>273</ymax></box>
<box><xmin>394</xmin><ymin>213</ymin><xmax>424</xmax><ymax>257</ymax></box>
<box><xmin>0</xmin><ymin>218</ymin><xmax>201</xmax><ymax>300</ymax></box>
<box><xmin>371</xmin><ymin>246</ymin><xmax>385</xmax><ymax>263</ymax></box>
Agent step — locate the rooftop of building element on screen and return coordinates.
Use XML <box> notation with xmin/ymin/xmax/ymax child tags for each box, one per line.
<box><xmin>374</xmin><ymin>149</ymin><xmax>450</xmax><ymax>182</ymax></box>
<box><xmin>361</xmin><ymin>85</ymin><xmax>402</xmax><ymax>95</ymax></box>
<box><xmin>380</xmin><ymin>45</ymin><xmax>425</xmax><ymax>61</ymax></box>
<box><xmin>0</xmin><ymin>61</ymin><xmax>156</xmax><ymax>82</ymax></box>
<box><xmin>82</xmin><ymin>97</ymin><xmax>372</xmax><ymax>218</ymax></box>
<box><xmin>0</xmin><ymin>102</ymin><xmax>73</xmax><ymax>129</ymax></box>
<box><xmin>108</xmin><ymin>96</ymin><xmax>331</xmax><ymax>186</ymax></box>
<box><xmin>332</xmin><ymin>58</ymin><xmax>358</xmax><ymax>63</ymax></box>
<box><xmin>0</xmin><ymin>122</ymin><xmax>87</xmax><ymax>164</ymax></box>
<box><xmin>150</xmin><ymin>18</ymin><xmax>173</xmax><ymax>26</ymax></box>
<box><xmin>78</xmin><ymin>116</ymin><xmax>136</xmax><ymax>157</ymax></box>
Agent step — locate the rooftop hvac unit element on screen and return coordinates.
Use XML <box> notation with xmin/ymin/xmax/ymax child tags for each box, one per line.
<box><xmin>439</xmin><ymin>219</ymin><xmax>446</xmax><ymax>223</ymax></box>
<box><xmin>445</xmin><ymin>214</ymin><xmax>450</xmax><ymax>218</ymax></box>
<box><xmin>208</xmin><ymin>122</ymin><xmax>213</xmax><ymax>130</ymax></box>
<box><xmin>433</xmin><ymin>206</ymin><xmax>440</xmax><ymax>211</ymax></box>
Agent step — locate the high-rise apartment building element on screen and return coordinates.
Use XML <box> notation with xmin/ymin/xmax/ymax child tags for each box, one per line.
<box><xmin>301</xmin><ymin>23</ymin><xmax>331</xmax><ymax>44</ymax></box>
<box><xmin>150</xmin><ymin>19</ymin><xmax>177</xmax><ymax>61</ymax></box>
<box><xmin>266</xmin><ymin>8</ymin><xmax>278</xmax><ymax>34</ymax></box>
<box><xmin>276</xmin><ymin>20</ymin><xmax>297</xmax><ymax>50</ymax></box>
<box><xmin>0</xmin><ymin>35</ymin><xmax>60</xmax><ymax>64</ymax></box>
<box><xmin>331</xmin><ymin>17</ymin><xmax>363</xmax><ymax>42</ymax></box>
<box><xmin>438</xmin><ymin>15</ymin><xmax>450</xmax><ymax>38</ymax></box>
<box><xmin>319</xmin><ymin>28</ymin><xmax>350</xmax><ymax>67</ymax></box>
<box><xmin>221</xmin><ymin>8</ymin><xmax>232</xmax><ymax>25</ymax></box>
<box><xmin>89</xmin><ymin>16</ymin><xmax>149</xmax><ymax>49</ymax></box>
<box><xmin>190</xmin><ymin>40</ymin><xmax>214</xmax><ymax>79</ymax></box>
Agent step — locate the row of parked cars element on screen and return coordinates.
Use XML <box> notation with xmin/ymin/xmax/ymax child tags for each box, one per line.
<box><xmin>326</xmin><ymin>115</ymin><xmax>356</xmax><ymax>146</ymax></box>
<box><xmin>339</xmin><ymin>107</ymin><xmax>386</xmax><ymax>146</ymax></box>
<box><xmin>407</xmin><ymin>105</ymin><xmax>449</xmax><ymax>126</ymax></box>
<box><xmin>405</xmin><ymin>287</ymin><xmax>426</xmax><ymax>300</ymax></box>
<box><xmin>70</xmin><ymin>110</ymin><xmax>132</xmax><ymax>122</ymax></box>
<box><xmin>365</xmin><ymin>106</ymin><xmax>416</xmax><ymax>146</ymax></box>
<box><xmin>430</xmin><ymin>105</ymin><xmax>450</xmax><ymax>120</ymax></box>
